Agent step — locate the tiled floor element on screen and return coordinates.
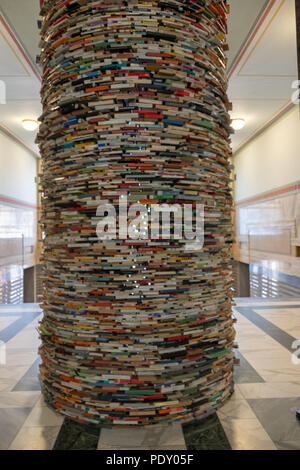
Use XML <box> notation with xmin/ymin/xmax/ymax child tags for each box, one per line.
<box><xmin>0</xmin><ymin>300</ymin><xmax>300</xmax><ymax>450</ymax></box>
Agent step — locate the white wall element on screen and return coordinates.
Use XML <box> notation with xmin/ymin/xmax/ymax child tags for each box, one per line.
<box><xmin>0</xmin><ymin>131</ymin><xmax>37</xmax><ymax>205</ymax></box>
<box><xmin>234</xmin><ymin>105</ymin><xmax>300</xmax><ymax>202</ymax></box>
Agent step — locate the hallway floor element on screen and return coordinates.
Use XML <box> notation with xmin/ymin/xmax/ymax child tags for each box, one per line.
<box><xmin>0</xmin><ymin>299</ymin><xmax>299</xmax><ymax>450</ymax></box>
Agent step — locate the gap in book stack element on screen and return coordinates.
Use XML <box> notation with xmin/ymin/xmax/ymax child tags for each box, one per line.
<box><xmin>37</xmin><ymin>0</ymin><xmax>236</xmax><ymax>427</ymax></box>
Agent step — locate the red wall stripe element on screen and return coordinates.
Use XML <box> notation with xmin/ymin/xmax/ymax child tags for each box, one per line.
<box><xmin>0</xmin><ymin>195</ymin><xmax>40</xmax><ymax>210</ymax></box>
<box><xmin>236</xmin><ymin>182</ymin><xmax>300</xmax><ymax>207</ymax></box>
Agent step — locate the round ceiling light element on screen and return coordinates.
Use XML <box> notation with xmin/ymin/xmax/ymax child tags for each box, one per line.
<box><xmin>22</xmin><ymin>119</ymin><xmax>38</xmax><ymax>131</ymax></box>
<box><xmin>231</xmin><ymin>118</ymin><xmax>245</xmax><ymax>131</ymax></box>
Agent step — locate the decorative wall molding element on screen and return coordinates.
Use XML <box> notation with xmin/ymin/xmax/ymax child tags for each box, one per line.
<box><xmin>0</xmin><ymin>193</ymin><xmax>39</xmax><ymax>210</ymax></box>
<box><xmin>0</xmin><ymin>124</ymin><xmax>40</xmax><ymax>159</ymax></box>
<box><xmin>228</xmin><ymin>0</ymin><xmax>277</xmax><ymax>80</ymax></box>
<box><xmin>235</xmin><ymin>180</ymin><xmax>300</xmax><ymax>207</ymax></box>
<box><xmin>0</xmin><ymin>11</ymin><xmax>41</xmax><ymax>82</ymax></box>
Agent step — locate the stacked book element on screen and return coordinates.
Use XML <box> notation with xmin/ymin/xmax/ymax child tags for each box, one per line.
<box><xmin>37</xmin><ymin>0</ymin><xmax>235</xmax><ymax>426</ymax></box>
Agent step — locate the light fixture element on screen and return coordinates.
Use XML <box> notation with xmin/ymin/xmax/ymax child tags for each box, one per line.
<box><xmin>231</xmin><ymin>118</ymin><xmax>245</xmax><ymax>131</ymax></box>
<box><xmin>21</xmin><ymin>119</ymin><xmax>38</xmax><ymax>131</ymax></box>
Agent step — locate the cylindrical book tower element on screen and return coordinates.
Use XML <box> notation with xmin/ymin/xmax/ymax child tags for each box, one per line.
<box><xmin>37</xmin><ymin>0</ymin><xmax>235</xmax><ymax>426</ymax></box>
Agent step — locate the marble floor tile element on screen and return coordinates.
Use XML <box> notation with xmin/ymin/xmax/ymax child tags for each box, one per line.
<box><xmin>0</xmin><ymin>391</ymin><xmax>40</xmax><ymax>408</ymax></box>
<box><xmin>236</xmin><ymin>307</ymin><xmax>297</xmax><ymax>353</ymax></box>
<box><xmin>239</xmin><ymin>382</ymin><xmax>300</xmax><ymax>399</ymax></box>
<box><xmin>235</xmin><ymin>327</ymin><xmax>266</xmax><ymax>337</ymax></box>
<box><xmin>235</xmin><ymin>301</ymin><xmax>300</xmax><ymax>307</ymax></box>
<box><xmin>242</xmin><ymin>355</ymin><xmax>300</xmax><ymax>371</ymax></box>
<box><xmin>257</xmin><ymin>307</ymin><xmax>300</xmax><ymax>316</ymax></box>
<box><xmin>0</xmin><ymin>312</ymin><xmax>41</xmax><ymax>344</ymax></box>
<box><xmin>13</xmin><ymin>377</ymin><xmax>40</xmax><ymax>392</ymax></box>
<box><xmin>217</xmin><ymin>398</ymin><xmax>258</xmax><ymax>421</ymax></box>
<box><xmin>285</xmin><ymin>327</ymin><xmax>300</xmax><ymax>339</ymax></box>
<box><xmin>235</xmin><ymin>315</ymin><xmax>265</xmax><ymax>326</ymax></box>
<box><xmin>98</xmin><ymin>422</ymin><xmax>186</xmax><ymax>450</ymax></box>
<box><xmin>97</xmin><ymin>444</ymin><xmax>158</xmax><ymax>450</ymax></box>
<box><xmin>0</xmin><ymin>379</ymin><xmax>18</xmax><ymax>392</ymax></box>
<box><xmin>182</xmin><ymin>414</ymin><xmax>231</xmax><ymax>450</ymax></box>
<box><xmin>13</xmin><ymin>357</ymin><xmax>41</xmax><ymax>391</ymax></box>
<box><xmin>235</xmin><ymin>322</ymin><xmax>263</xmax><ymax>332</ymax></box>
<box><xmin>233</xmin><ymin>351</ymin><xmax>264</xmax><ymax>384</ymax></box>
<box><xmin>239</xmin><ymin>347</ymin><xmax>290</xmax><ymax>361</ymax></box>
<box><xmin>0</xmin><ymin>307</ymin><xmax>42</xmax><ymax>314</ymax></box>
<box><xmin>275</xmin><ymin>440</ymin><xmax>300</xmax><ymax>450</ymax></box>
<box><xmin>0</xmin><ymin>365</ymin><xmax>29</xmax><ymax>382</ymax></box>
<box><xmin>22</xmin><ymin>315</ymin><xmax>42</xmax><ymax>331</ymax></box>
<box><xmin>220</xmin><ymin>418</ymin><xmax>277</xmax><ymax>450</ymax></box>
<box><xmin>0</xmin><ymin>407</ymin><xmax>32</xmax><ymax>450</ymax></box>
<box><xmin>22</xmin><ymin>401</ymin><xmax>64</xmax><ymax>427</ymax></box>
<box><xmin>0</xmin><ymin>316</ymin><xmax>21</xmax><ymax>331</ymax></box>
<box><xmin>229</xmin><ymin>385</ymin><xmax>245</xmax><ymax>401</ymax></box>
<box><xmin>54</xmin><ymin>418</ymin><xmax>100</xmax><ymax>450</ymax></box>
<box><xmin>21</xmin><ymin>325</ymin><xmax>40</xmax><ymax>334</ymax></box>
<box><xmin>4</xmin><ymin>348</ymin><xmax>38</xmax><ymax>367</ymax></box>
<box><xmin>9</xmin><ymin>425</ymin><xmax>61</xmax><ymax>450</ymax></box>
<box><xmin>235</xmin><ymin>332</ymin><xmax>266</xmax><ymax>343</ymax></box>
<box><xmin>97</xmin><ymin>443</ymin><xmax>187</xmax><ymax>450</ymax></box>
<box><xmin>254</xmin><ymin>314</ymin><xmax>300</xmax><ymax>337</ymax></box>
<box><xmin>236</xmin><ymin>335</ymin><xmax>282</xmax><ymax>352</ymax></box>
<box><xmin>233</xmin><ymin>311</ymin><xmax>254</xmax><ymax>324</ymax></box>
<box><xmin>254</xmin><ymin>308</ymin><xmax>300</xmax><ymax>322</ymax></box>
<box><xmin>6</xmin><ymin>330</ymin><xmax>41</xmax><ymax>350</ymax></box>
<box><xmin>234</xmin><ymin>314</ymin><xmax>262</xmax><ymax>331</ymax></box>
<box><xmin>248</xmin><ymin>398</ymin><xmax>300</xmax><ymax>446</ymax></box>
<box><xmin>34</xmin><ymin>396</ymin><xmax>48</xmax><ymax>408</ymax></box>
<box><xmin>255</xmin><ymin>369</ymin><xmax>300</xmax><ymax>383</ymax></box>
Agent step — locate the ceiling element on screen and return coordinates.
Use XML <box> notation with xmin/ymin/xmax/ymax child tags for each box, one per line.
<box><xmin>0</xmin><ymin>0</ymin><xmax>298</xmax><ymax>157</ymax></box>
<box><xmin>228</xmin><ymin>0</ymin><xmax>298</xmax><ymax>153</ymax></box>
<box><xmin>227</xmin><ymin>0</ymin><xmax>270</xmax><ymax>71</ymax></box>
<box><xmin>0</xmin><ymin>0</ymin><xmax>40</xmax><ymax>156</ymax></box>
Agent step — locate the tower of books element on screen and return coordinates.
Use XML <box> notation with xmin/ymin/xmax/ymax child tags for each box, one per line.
<box><xmin>37</xmin><ymin>0</ymin><xmax>235</xmax><ymax>426</ymax></box>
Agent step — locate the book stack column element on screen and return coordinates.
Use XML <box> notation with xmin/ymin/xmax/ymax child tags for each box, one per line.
<box><xmin>37</xmin><ymin>0</ymin><xmax>235</xmax><ymax>426</ymax></box>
